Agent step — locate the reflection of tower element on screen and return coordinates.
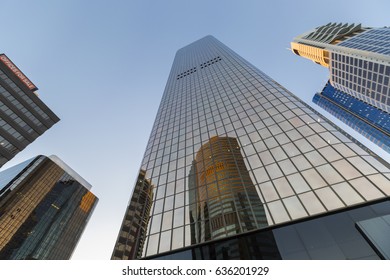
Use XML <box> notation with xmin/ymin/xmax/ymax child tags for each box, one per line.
<box><xmin>115</xmin><ymin>35</ymin><xmax>390</xmax><ymax>260</ymax></box>
<box><xmin>190</xmin><ymin>136</ymin><xmax>267</xmax><ymax>244</ymax></box>
<box><xmin>111</xmin><ymin>169</ymin><xmax>153</xmax><ymax>260</ymax></box>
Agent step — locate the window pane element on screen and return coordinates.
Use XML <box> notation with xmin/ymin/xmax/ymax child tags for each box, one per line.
<box><xmin>305</xmin><ymin>150</ymin><xmax>326</xmax><ymax>166</ymax></box>
<box><xmin>368</xmin><ymin>174</ymin><xmax>390</xmax><ymax>195</ymax></box>
<box><xmin>348</xmin><ymin>156</ymin><xmax>377</xmax><ymax>175</ymax></box>
<box><xmin>332</xmin><ymin>159</ymin><xmax>361</xmax><ymax>180</ymax></box>
<box><xmin>299</xmin><ymin>192</ymin><xmax>326</xmax><ymax>215</ymax></box>
<box><xmin>279</xmin><ymin>159</ymin><xmax>298</xmax><ymax>175</ymax></box>
<box><xmin>267</xmin><ymin>200</ymin><xmax>290</xmax><ymax>223</ymax></box>
<box><xmin>273</xmin><ymin>177</ymin><xmax>295</xmax><ymax>198</ymax></box>
<box><xmin>283</xmin><ymin>196</ymin><xmax>307</xmax><ymax>219</ymax></box>
<box><xmin>171</xmin><ymin>227</ymin><xmax>184</xmax><ymax>250</ymax></box>
<box><xmin>259</xmin><ymin>181</ymin><xmax>279</xmax><ymax>202</ymax></box>
<box><xmin>332</xmin><ymin>182</ymin><xmax>364</xmax><ymax>205</ymax></box>
<box><xmin>315</xmin><ymin>187</ymin><xmax>344</xmax><ymax>210</ymax></box>
<box><xmin>350</xmin><ymin>177</ymin><xmax>384</xmax><ymax>200</ymax></box>
<box><xmin>259</xmin><ymin>150</ymin><xmax>275</xmax><ymax>165</ymax></box>
<box><xmin>291</xmin><ymin>155</ymin><xmax>311</xmax><ymax>171</ymax></box>
<box><xmin>295</xmin><ymin>138</ymin><xmax>314</xmax><ymax>153</ymax></box>
<box><xmin>287</xmin><ymin>173</ymin><xmax>310</xmax><ymax>194</ymax></box>
<box><xmin>301</xmin><ymin>168</ymin><xmax>327</xmax><ymax>189</ymax></box>
<box><xmin>253</xmin><ymin>167</ymin><xmax>269</xmax><ymax>183</ymax></box>
<box><xmin>265</xmin><ymin>163</ymin><xmax>283</xmax><ymax>179</ymax></box>
<box><xmin>159</xmin><ymin>230</ymin><xmax>172</xmax><ymax>253</ymax></box>
<box><xmin>317</xmin><ymin>164</ymin><xmax>344</xmax><ymax>185</ymax></box>
<box><xmin>318</xmin><ymin>146</ymin><xmax>342</xmax><ymax>162</ymax></box>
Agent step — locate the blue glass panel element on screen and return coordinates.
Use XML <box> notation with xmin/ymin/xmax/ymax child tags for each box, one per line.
<box><xmin>313</xmin><ymin>83</ymin><xmax>390</xmax><ymax>153</ymax></box>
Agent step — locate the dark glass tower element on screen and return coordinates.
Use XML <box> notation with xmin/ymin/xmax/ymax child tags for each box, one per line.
<box><xmin>0</xmin><ymin>155</ymin><xmax>98</xmax><ymax>259</ymax></box>
<box><xmin>0</xmin><ymin>54</ymin><xmax>59</xmax><ymax>167</ymax></box>
<box><xmin>113</xmin><ymin>36</ymin><xmax>390</xmax><ymax>260</ymax></box>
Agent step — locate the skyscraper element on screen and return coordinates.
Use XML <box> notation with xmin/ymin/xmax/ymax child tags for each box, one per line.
<box><xmin>291</xmin><ymin>23</ymin><xmax>390</xmax><ymax>153</ymax></box>
<box><xmin>0</xmin><ymin>155</ymin><xmax>98</xmax><ymax>259</ymax></box>
<box><xmin>0</xmin><ymin>54</ymin><xmax>59</xmax><ymax>167</ymax></box>
<box><xmin>112</xmin><ymin>169</ymin><xmax>154</xmax><ymax>260</ymax></box>
<box><xmin>113</xmin><ymin>35</ymin><xmax>390</xmax><ymax>260</ymax></box>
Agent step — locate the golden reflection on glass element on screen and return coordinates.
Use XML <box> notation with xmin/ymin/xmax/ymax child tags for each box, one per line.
<box><xmin>0</xmin><ymin>156</ymin><xmax>98</xmax><ymax>259</ymax></box>
<box><xmin>189</xmin><ymin>136</ymin><xmax>268</xmax><ymax>245</ymax></box>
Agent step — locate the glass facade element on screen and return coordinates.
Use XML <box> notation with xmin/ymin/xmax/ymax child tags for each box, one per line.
<box><xmin>330</xmin><ymin>52</ymin><xmax>390</xmax><ymax>113</ymax></box>
<box><xmin>338</xmin><ymin>28</ymin><xmax>390</xmax><ymax>56</ymax></box>
<box><xmin>292</xmin><ymin>23</ymin><xmax>390</xmax><ymax>153</ymax></box>
<box><xmin>149</xmin><ymin>200</ymin><xmax>390</xmax><ymax>260</ymax></box>
<box><xmin>0</xmin><ymin>155</ymin><xmax>98</xmax><ymax>259</ymax></box>
<box><xmin>313</xmin><ymin>82</ymin><xmax>390</xmax><ymax>153</ymax></box>
<box><xmin>113</xmin><ymin>35</ymin><xmax>390</xmax><ymax>260</ymax></box>
<box><xmin>0</xmin><ymin>54</ymin><xmax>59</xmax><ymax>167</ymax></box>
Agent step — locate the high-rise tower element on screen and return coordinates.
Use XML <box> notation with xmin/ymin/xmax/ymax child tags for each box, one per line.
<box><xmin>0</xmin><ymin>54</ymin><xmax>60</xmax><ymax>167</ymax></box>
<box><xmin>0</xmin><ymin>155</ymin><xmax>98</xmax><ymax>260</ymax></box>
<box><xmin>113</xmin><ymin>36</ymin><xmax>390</xmax><ymax>260</ymax></box>
<box><xmin>291</xmin><ymin>23</ymin><xmax>390</xmax><ymax>153</ymax></box>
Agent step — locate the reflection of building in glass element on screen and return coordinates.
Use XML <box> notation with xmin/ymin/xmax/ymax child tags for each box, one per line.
<box><xmin>0</xmin><ymin>54</ymin><xmax>59</xmax><ymax>167</ymax></box>
<box><xmin>291</xmin><ymin>23</ymin><xmax>390</xmax><ymax>152</ymax></box>
<box><xmin>0</xmin><ymin>155</ymin><xmax>98</xmax><ymax>259</ymax></box>
<box><xmin>114</xmin><ymin>35</ymin><xmax>390</xmax><ymax>260</ymax></box>
<box><xmin>189</xmin><ymin>136</ymin><xmax>266</xmax><ymax>242</ymax></box>
<box><xmin>111</xmin><ymin>170</ymin><xmax>154</xmax><ymax>260</ymax></box>
<box><xmin>149</xmin><ymin>200</ymin><xmax>390</xmax><ymax>260</ymax></box>
<box><xmin>188</xmin><ymin>136</ymin><xmax>274</xmax><ymax>259</ymax></box>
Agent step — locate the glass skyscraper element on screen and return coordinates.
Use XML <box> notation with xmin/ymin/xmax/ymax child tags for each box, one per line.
<box><xmin>291</xmin><ymin>23</ymin><xmax>390</xmax><ymax>153</ymax></box>
<box><xmin>313</xmin><ymin>82</ymin><xmax>390</xmax><ymax>152</ymax></box>
<box><xmin>112</xmin><ymin>35</ymin><xmax>390</xmax><ymax>260</ymax></box>
<box><xmin>0</xmin><ymin>54</ymin><xmax>60</xmax><ymax>167</ymax></box>
<box><xmin>0</xmin><ymin>155</ymin><xmax>98</xmax><ymax>259</ymax></box>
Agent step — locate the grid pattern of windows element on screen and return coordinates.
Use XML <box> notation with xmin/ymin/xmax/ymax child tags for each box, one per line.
<box><xmin>0</xmin><ymin>64</ymin><xmax>59</xmax><ymax>166</ymax></box>
<box><xmin>320</xmin><ymin>82</ymin><xmax>390</xmax><ymax>132</ymax></box>
<box><xmin>339</xmin><ymin>28</ymin><xmax>390</xmax><ymax>56</ymax></box>
<box><xmin>115</xmin><ymin>36</ymin><xmax>390</xmax><ymax>259</ymax></box>
<box><xmin>150</xmin><ymin>200</ymin><xmax>390</xmax><ymax>260</ymax></box>
<box><xmin>330</xmin><ymin>53</ymin><xmax>390</xmax><ymax>113</ymax></box>
<box><xmin>313</xmin><ymin>93</ymin><xmax>390</xmax><ymax>153</ymax></box>
<box><xmin>0</xmin><ymin>156</ymin><xmax>98</xmax><ymax>259</ymax></box>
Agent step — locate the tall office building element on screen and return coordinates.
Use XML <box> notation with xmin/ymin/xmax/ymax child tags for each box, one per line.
<box><xmin>291</xmin><ymin>23</ymin><xmax>390</xmax><ymax>153</ymax></box>
<box><xmin>0</xmin><ymin>155</ymin><xmax>98</xmax><ymax>259</ymax></box>
<box><xmin>112</xmin><ymin>169</ymin><xmax>154</xmax><ymax>260</ymax></box>
<box><xmin>113</xmin><ymin>36</ymin><xmax>390</xmax><ymax>260</ymax></box>
<box><xmin>0</xmin><ymin>54</ymin><xmax>59</xmax><ymax>167</ymax></box>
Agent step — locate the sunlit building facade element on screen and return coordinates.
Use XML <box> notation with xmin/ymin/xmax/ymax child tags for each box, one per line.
<box><xmin>113</xmin><ymin>35</ymin><xmax>390</xmax><ymax>260</ymax></box>
<box><xmin>0</xmin><ymin>54</ymin><xmax>59</xmax><ymax>167</ymax></box>
<box><xmin>291</xmin><ymin>23</ymin><xmax>390</xmax><ymax>153</ymax></box>
<box><xmin>0</xmin><ymin>155</ymin><xmax>98</xmax><ymax>259</ymax></box>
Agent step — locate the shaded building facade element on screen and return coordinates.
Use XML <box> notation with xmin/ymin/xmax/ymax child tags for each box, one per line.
<box><xmin>113</xmin><ymin>35</ymin><xmax>390</xmax><ymax>260</ymax></box>
<box><xmin>0</xmin><ymin>155</ymin><xmax>98</xmax><ymax>259</ymax></box>
<box><xmin>0</xmin><ymin>54</ymin><xmax>59</xmax><ymax>167</ymax></box>
<box><xmin>112</xmin><ymin>169</ymin><xmax>154</xmax><ymax>260</ymax></box>
<box><xmin>291</xmin><ymin>23</ymin><xmax>390</xmax><ymax>153</ymax></box>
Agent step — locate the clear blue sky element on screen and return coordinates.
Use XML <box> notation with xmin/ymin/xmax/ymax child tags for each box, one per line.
<box><xmin>1</xmin><ymin>0</ymin><xmax>389</xmax><ymax>259</ymax></box>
